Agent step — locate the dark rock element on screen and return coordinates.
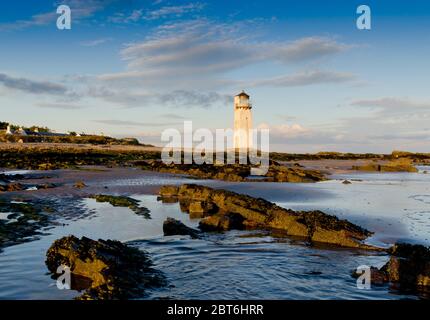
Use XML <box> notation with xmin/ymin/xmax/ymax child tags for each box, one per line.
<box><xmin>6</xmin><ymin>183</ymin><xmax>24</xmax><ymax>192</ymax></box>
<box><xmin>159</xmin><ymin>184</ymin><xmax>377</xmax><ymax>249</ymax></box>
<box><xmin>45</xmin><ymin>235</ymin><xmax>165</xmax><ymax>300</ymax></box>
<box><xmin>342</xmin><ymin>180</ymin><xmax>352</xmax><ymax>184</ymax></box>
<box><xmin>138</xmin><ymin>160</ymin><xmax>326</xmax><ymax>183</ymax></box>
<box><xmin>384</xmin><ymin>243</ymin><xmax>430</xmax><ymax>288</ymax></box>
<box><xmin>0</xmin><ymin>174</ymin><xmax>56</xmax><ymax>192</ymax></box>
<box><xmin>353</xmin><ymin>243</ymin><xmax>430</xmax><ymax>293</ymax></box>
<box><xmin>74</xmin><ymin>181</ymin><xmax>87</xmax><ymax>189</ymax></box>
<box><xmin>37</xmin><ymin>182</ymin><xmax>56</xmax><ymax>189</ymax></box>
<box><xmin>163</xmin><ymin>217</ymin><xmax>200</xmax><ymax>239</ymax></box>
<box><xmin>89</xmin><ymin>194</ymin><xmax>150</xmax><ymax>218</ymax></box>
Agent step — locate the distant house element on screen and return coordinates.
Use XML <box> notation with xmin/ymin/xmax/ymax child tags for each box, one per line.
<box><xmin>33</xmin><ymin>131</ymin><xmax>68</xmax><ymax>137</ymax></box>
<box><xmin>4</xmin><ymin>124</ymin><xmax>68</xmax><ymax>137</ymax></box>
<box><xmin>17</xmin><ymin>127</ymin><xmax>28</xmax><ymax>136</ymax></box>
<box><xmin>5</xmin><ymin>125</ymin><xmax>13</xmax><ymax>135</ymax></box>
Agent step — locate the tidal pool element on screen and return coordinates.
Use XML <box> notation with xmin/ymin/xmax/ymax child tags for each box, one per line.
<box><xmin>0</xmin><ymin>169</ymin><xmax>429</xmax><ymax>300</ymax></box>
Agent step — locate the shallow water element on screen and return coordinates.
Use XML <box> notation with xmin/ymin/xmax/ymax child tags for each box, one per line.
<box><xmin>0</xmin><ymin>169</ymin><xmax>429</xmax><ymax>300</ymax></box>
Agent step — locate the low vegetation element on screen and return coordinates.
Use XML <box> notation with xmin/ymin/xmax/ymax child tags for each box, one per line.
<box><xmin>0</xmin><ymin>147</ymin><xmax>160</xmax><ymax>170</ymax></box>
<box><xmin>89</xmin><ymin>194</ymin><xmax>151</xmax><ymax>218</ymax></box>
<box><xmin>352</xmin><ymin>158</ymin><xmax>418</xmax><ymax>173</ymax></box>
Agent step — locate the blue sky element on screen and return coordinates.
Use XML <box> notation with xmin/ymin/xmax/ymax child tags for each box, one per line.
<box><xmin>1</xmin><ymin>0</ymin><xmax>430</xmax><ymax>152</ymax></box>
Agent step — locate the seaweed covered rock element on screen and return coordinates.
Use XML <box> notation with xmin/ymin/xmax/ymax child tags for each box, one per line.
<box><xmin>354</xmin><ymin>243</ymin><xmax>430</xmax><ymax>292</ymax></box>
<box><xmin>139</xmin><ymin>160</ymin><xmax>326</xmax><ymax>183</ymax></box>
<box><xmin>265</xmin><ymin>164</ymin><xmax>326</xmax><ymax>182</ymax></box>
<box><xmin>352</xmin><ymin>159</ymin><xmax>418</xmax><ymax>173</ymax></box>
<box><xmin>74</xmin><ymin>181</ymin><xmax>87</xmax><ymax>189</ymax></box>
<box><xmin>45</xmin><ymin>235</ymin><xmax>165</xmax><ymax>300</ymax></box>
<box><xmin>0</xmin><ymin>182</ymin><xmax>24</xmax><ymax>192</ymax></box>
<box><xmin>89</xmin><ymin>194</ymin><xmax>150</xmax><ymax>218</ymax></box>
<box><xmin>0</xmin><ymin>199</ymin><xmax>51</xmax><ymax>251</ymax></box>
<box><xmin>159</xmin><ymin>184</ymin><xmax>376</xmax><ymax>249</ymax></box>
<box><xmin>163</xmin><ymin>217</ymin><xmax>201</xmax><ymax>239</ymax></box>
<box><xmin>0</xmin><ymin>173</ymin><xmax>57</xmax><ymax>192</ymax></box>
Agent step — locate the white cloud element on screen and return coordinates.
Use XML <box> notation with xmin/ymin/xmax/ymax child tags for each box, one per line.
<box><xmin>248</xmin><ymin>70</ymin><xmax>356</xmax><ymax>87</ymax></box>
<box><xmin>350</xmin><ymin>97</ymin><xmax>430</xmax><ymax>113</ymax></box>
<box><xmin>99</xmin><ymin>17</ymin><xmax>352</xmax><ymax>93</ymax></box>
<box><xmin>258</xmin><ymin>122</ymin><xmax>310</xmax><ymax>138</ymax></box>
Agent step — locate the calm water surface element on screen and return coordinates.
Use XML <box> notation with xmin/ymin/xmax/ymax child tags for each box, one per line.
<box><xmin>0</xmin><ymin>168</ymin><xmax>429</xmax><ymax>300</ymax></box>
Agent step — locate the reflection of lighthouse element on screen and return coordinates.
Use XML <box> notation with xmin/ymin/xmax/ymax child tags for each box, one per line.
<box><xmin>233</xmin><ymin>91</ymin><xmax>253</xmax><ymax>150</ymax></box>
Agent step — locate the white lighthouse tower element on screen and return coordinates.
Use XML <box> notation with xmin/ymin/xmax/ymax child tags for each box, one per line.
<box><xmin>233</xmin><ymin>91</ymin><xmax>253</xmax><ymax>150</ymax></box>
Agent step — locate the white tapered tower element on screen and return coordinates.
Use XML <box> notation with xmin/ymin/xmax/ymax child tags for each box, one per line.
<box><xmin>233</xmin><ymin>91</ymin><xmax>253</xmax><ymax>150</ymax></box>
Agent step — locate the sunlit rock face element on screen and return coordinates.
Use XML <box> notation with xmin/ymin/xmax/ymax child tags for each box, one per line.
<box><xmin>45</xmin><ymin>236</ymin><xmax>166</xmax><ymax>300</ymax></box>
<box><xmin>159</xmin><ymin>184</ymin><xmax>379</xmax><ymax>250</ymax></box>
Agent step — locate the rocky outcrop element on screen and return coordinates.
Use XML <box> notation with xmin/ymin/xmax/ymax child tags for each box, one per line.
<box><xmin>74</xmin><ymin>181</ymin><xmax>87</xmax><ymax>189</ymax></box>
<box><xmin>354</xmin><ymin>243</ymin><xmax>430</xmax><ymax>292</ymax></box>
<box><xmin>89</xmin><ymin>194</ymin><xmax>150</xmax><ymax>218</ymax></box>
<box><xmin>352</xmin><ymin>159</ymin><xmax>418</xmax><ymax>173</ymax></box>
<box><xmin>0</xmin><ymin>182</ymin><xmax>24</xmax><ymax>192</ymax></box>
<box><xmin>139</xmin><ymin>160</ymin><xmax>326</xmax><ymax>183</ymax></box>
<box><xmin>0</xmin><ymin>173</ymin><xmax>57</xmax><ymax>192</ymax></box>
<box><xmin>264</xmin><ymin>164</ymin><xmax>326</xmax><ymax>182</ymax></box>
<box><xmin>159</xmin><ymin>184</ymin><xmax>376</xmax><ymax>249</ymax></box>
<box><xmin>45</xmin><ymin>236</ymin><xmax>165</xmax><ymax>300</ymax></box>
<box><xmin>163</xmin><ymin>217</ymin><xmax>201</xmax><ymax>239</ymax></box>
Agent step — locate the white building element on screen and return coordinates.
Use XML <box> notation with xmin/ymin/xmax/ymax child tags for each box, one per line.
<box><xmin>5</xmin><ymin>124</ymin><xmax>13</xmax><ymax>135</ymax></box>
<box><xmin>233</xmin><ymin>91</ymin><xmax>253</xmax><ymax>150</ymax></box>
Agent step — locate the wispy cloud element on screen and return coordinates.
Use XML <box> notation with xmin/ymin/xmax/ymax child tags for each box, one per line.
<box><xmin>0</xmin><ymin>73</ymin><xmax>68</xmax><ymax>95</ymax></box>
<box><xmin>93</xmin><ymin>119</ymin><xmax>181</xmax><ymax>127</ymax></box>
<box><xmin>108</xmin><ymin>3</ymin><xmax>204</xmax><ymax>24</ymax></box>
<box><xmin>99</xmin><ymin>17</ymin><xmax>352</xmax><ymax>92</ymax></box>
<box><xmin>350</xmin><ymin>97</ymin><xmax>430</xmax><ymax>112</ymax></box>
<box><xmin>0</xmin><ymin>12</ymin><xmax>56</xmax><ymax>31</ymax></box>
<box><xmin>248</xmin><ymin>70</ymin><xmax>356</xmax><ymax>87</ymax></box>
<box><xmin>159</xmin><ymin>113</ymin><xmax>187</xmax><ymax>120</ymax></box>
<box><xmin>273</xmin><ymin>37</ymin><xmax>350</xmax><ymax>63</ymax></box>
<box><xmin>86</xmin><ymin>87</ymin><xmax>232</xmax><ymax>108</ymax></box>
<box><xmin>80</xmin><ymin>38</ymin><xmax>112</xmax><ymax>47</ymax></box>
<box><xmin>108</xmin><ymin>9</ymin><xmax>144</xmax><ymax>24</ymax></box>
<box><xmin>144</xmin><ymin>3</ymin><xmax>205</xmax><ymax>20</ymax></box>
<box><xmin>36</xmin><ymin>102</ymin><xmax>85</xmax><ymax>109</ymax></box>
<box><xmin>0</xmin><ymin>0</ymin><xmax>120</xmax><ymax>30</ymax></box>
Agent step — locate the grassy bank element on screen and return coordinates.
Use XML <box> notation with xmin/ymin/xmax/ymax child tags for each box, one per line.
<box><xmin>0</xmin><ymin>144</ymin><xmax>161</xmax><ymax>170</ymax></box>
